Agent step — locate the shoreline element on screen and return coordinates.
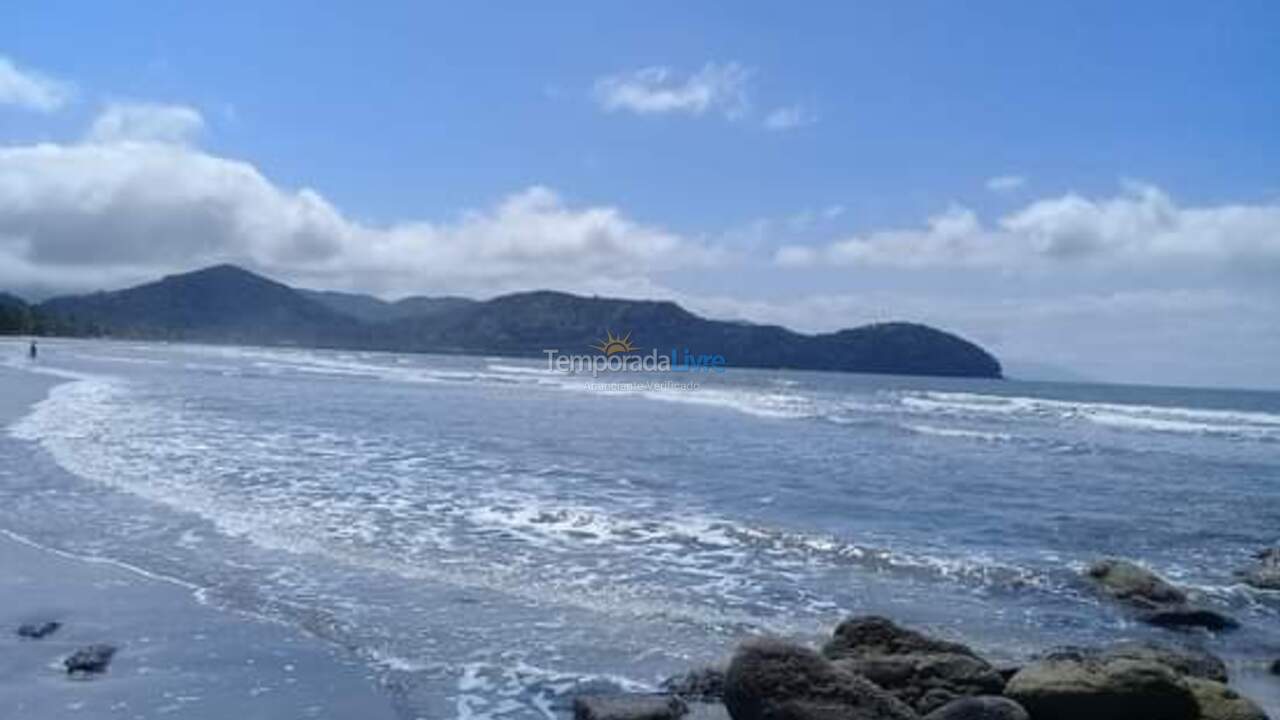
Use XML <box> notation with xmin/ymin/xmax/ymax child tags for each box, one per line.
<box><xmin>1</xmin><ymin>342</ymin><xmax>1277</xmax><ymax>718</ymax></box>
<box><xmin>0</xmin><ymin>361</ymin><xmax>399</xmax><ymax>720</ymax></box>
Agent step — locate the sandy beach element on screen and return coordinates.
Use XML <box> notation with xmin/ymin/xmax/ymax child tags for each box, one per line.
<box><xmin>0</xmin><ymin>360</ymin><xmax>399</xmax><ymax>720</ymax></box>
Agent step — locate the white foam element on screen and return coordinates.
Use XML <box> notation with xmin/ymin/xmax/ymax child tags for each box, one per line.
<box><xmin>899</xmin><ymin>390</ymin><xmax>1280</xmax><ymax>440</ymax></box>
<box><xmin>902</xmin><ymin>424</ymin><xmax>1013</xmax><ymax>442</ymax></box>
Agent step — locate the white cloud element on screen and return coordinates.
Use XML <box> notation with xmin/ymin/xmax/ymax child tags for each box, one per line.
<box><xmin>592</xmin><ymin>62</ymin><xmax>751</xmax><ymax>119</ymax></box>
<box><xmin>0</xmin><ymin>138</ymin><xmax>720</xmax><ymax>298</ymax></box>
<box><xmin>87</xmin><ymin>102</ymin><xmax>205</xmax><ymax>144</ymax></box>
<box><xmin>0</xmin><ymin>56</ymin><xmax>74</xmax><ymax>112</ymax></box>
<box><xmin>985</xmin><ymin>175</ymin><xmax>1025</xmax><ymax>193</ymax></box>
<box><xmin>763</xmin><ymin>105</ymin><xmax>816</xmax><ymax>130</ymax></box>
<box><xmin>775</xmin><ymin>184</ymin><xmax>1280</xmax><ymax>270</ymax></box>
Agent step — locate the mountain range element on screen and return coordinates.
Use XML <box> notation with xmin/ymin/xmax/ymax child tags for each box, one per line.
<box><xmin>3</xmin><ymin>265</ymin><xmax>1002</xmax><ymax>378</ymax></box>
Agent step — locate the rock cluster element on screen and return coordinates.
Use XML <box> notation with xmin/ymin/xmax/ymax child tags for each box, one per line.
<box><xmin>576</xmin><ymin>613</ymin><xmax>1271</xmax><ymax>720</ymax></box>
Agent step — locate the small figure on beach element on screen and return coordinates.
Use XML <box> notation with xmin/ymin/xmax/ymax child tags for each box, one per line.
<box><xmin>28</xmin><ymin>340</ymin><xmax>37</xmax><ymax>360</ymax></box>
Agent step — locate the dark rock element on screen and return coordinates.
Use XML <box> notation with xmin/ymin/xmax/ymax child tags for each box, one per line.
<box><xmin>994</xmin><ymin>665</ymin><xmax>1021</xmax><ymax>685</ymax></box>
<box><xmin>1184</xmin><ymin>677</ymin><xmax>1267</xmax><ymax>720</ymax></box>
<box><xmin>823</xmin><ymin>616</ymin><xmax>980</xmax><ymax>661</ymax></box>
<box><xmin>662</xmin><ymin>667</ymin><xmax>726</xmax><ymax>700</ymax></box>
<box><xmin>834</xmin><ymin>652</ymin><xmax>1005</xmax><ymax>714</ymax></box>
<box><xmin>723</xmin><ymin>638</ymin><xmax>917</xmax><ymax>720</ymax></box>
<box><xmin>922</xmin><ymin>696</ymin><xmax>1029</xmax><ymax>720</ymax></box>
<box><xmin>1138</xmin><ymin>606</ymin><xmax>1239</xmax><ymax>632</ymax></box>
<box><xmin>1085</xmin><ymin>559</ymin><xmax>1187</xmax><ymax>608</ymax></box>
<box><xmin>1085</xmin><ymin>559</ymin><xmax>1238</xmax><ymax>632</ymax></box>
<box><xmin>1004</xmin><ymin>656</ymin><xmax>1198</xmax><ymax>720</ymax></box>
<box><xmin>573</xmin><ymin>695</ymin><xmax>687</xmax><ymax>720</ymax></box>
<box><xmin>1235</xmin><ymin>548</ymin><xmax>1280</xmax><ymax>591</ymax></box>
<box><xmin>1270</xmin><ymin>658</ymin><xmax>1280</xmax><ymax>676</ymax></box>
<box><xmin>1040</xmin><ymin>642</ymin><xmax>1228</xmax><ymax>683</ymax></box>
<box><xmin>64</xmin><ymin>644</ymin><xmax>117</xmax><ymax>675</ymax></box>
<box><xmin>16</xmin><ymin>621</ymin><xmax>61</xmax><ymax>639</ymax></box>
<box><xmin>1102</xmin><ymin>642</ymin><xmax>1228</xmax><ymax>682</ymax></box>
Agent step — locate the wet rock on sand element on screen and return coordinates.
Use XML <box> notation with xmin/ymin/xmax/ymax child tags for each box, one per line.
<box><xmin>723</xmin><ymin>637</ymin><xmax>916</xmax><ymax>720</ymax></box>
<box><xmin>822</xmin><ymin>616</ymin><xmax>1003</xmax><ymax>714</ymax></box>
<box><xmin>1085</xmin><ymin>558</ymin><xmax>1238</xmax><ymax>632</ymax></box>
<box><xmin>16</xmin><ymin>620</ymin><xmax>61</xmax><ymax>639</ymax></box>
<box><xmin>65</xmin><ymin>644</ymin><xmax>118</xmax><ymax>676</ymax></box>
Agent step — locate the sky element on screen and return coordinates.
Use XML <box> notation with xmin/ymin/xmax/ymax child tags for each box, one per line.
<box><xmin>1</xmin><ymin>2</ymin><xmax>1278</xmax><ymax>388</ymax></box>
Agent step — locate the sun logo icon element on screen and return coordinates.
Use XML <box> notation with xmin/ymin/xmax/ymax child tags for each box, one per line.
<box><xmin>592</xmin><ymin>329</ymin><xmax>637</xmax><ymax>356</ymax></box>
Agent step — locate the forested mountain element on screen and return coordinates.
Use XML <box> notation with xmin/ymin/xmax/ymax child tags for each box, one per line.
<box><xmin>28</xmin><ymin>265</ymin><xmax>1002</xmax><ymax>378</ymax></box>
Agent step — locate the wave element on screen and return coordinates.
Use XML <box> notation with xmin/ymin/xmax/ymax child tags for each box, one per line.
<box><xmin>898</xmin><ymin>390</ymin><xmax>1280</xmax><ymax>441</ymax></box>
<box><xmin>902</xmin><ymin>424</ymin><xmax>1013</xmax><ymax>442</ymax></box>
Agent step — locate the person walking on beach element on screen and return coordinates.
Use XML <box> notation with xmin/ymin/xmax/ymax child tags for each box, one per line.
<box><xmin>28</xmin><ymin>340</ymin><xmax>37</xmax><ymax>360</ymax></box>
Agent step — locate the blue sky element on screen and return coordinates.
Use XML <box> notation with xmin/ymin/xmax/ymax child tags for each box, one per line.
<box><xmin>1</xmin><ymin>2</ymin><xmax>1279</xmax><ymax>387</ymax></box>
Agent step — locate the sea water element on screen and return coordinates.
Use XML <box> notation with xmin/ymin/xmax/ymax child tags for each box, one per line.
<box><xmin>1</xmin><ymin>338</ymin><xmax>1277</xmax><ymax>717</ymax></box>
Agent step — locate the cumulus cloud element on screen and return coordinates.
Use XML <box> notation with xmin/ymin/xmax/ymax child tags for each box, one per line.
<box><xmin>0</xmin><ymin>139</ymin><xmax>720</xmax><ymax>297</ymax></box>
<box><xmin>0</xmin><ymin>56</ymin><xmax>74</xmax><ymax>111</ymax></box>
<box><xmin>87</xmin><ymin>102</ymin><xmax>205</xmax><ymax>144</ymax></box>
<box><xmin>593</xmin><ymin>62</ymin><xmax>751</xmax><ymax>119</ymax></box>
<box><xmin>985</xmin><ymin>175</ymin><xmax>1025</xmax><ymax>193</ymax></box>
<box><xmin>775</xmin><ymin>184</ymin><xmax>1280</xmax><ymax>270</ymax></box>
<box><xmin>763</xmin><ymin>105</ymin><xmax>816</xmax><ymax>130</ymax></box>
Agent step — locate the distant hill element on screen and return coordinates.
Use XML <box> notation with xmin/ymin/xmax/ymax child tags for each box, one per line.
<box><xmin>38</xmin><ymin>265</ymin><xmax>366</xmax><ymax>345</ymax></box>
<box><xmin>301</xmin><ymin>289</ymin><xmax>477</xmax><ymax>323</ymax></box>
<box><xmin>0</xmin><ymin>292</ymin><xmax>32</xmax><ymax>335</ymax></box>
<box><xmin>33</xmin><ymin>265</ymin><xmax>1002</xmax><ymax>378</ymax></box>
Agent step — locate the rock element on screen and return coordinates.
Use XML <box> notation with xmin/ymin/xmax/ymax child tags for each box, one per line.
<box><xmin>821</xmin><ymin>616</ymin><xmax>1000</xmax><ymax>714</ymax></box>
<box><xmin>1041</xmin><ymin>642</ymin><xmax>1228</xmax><ymax>683</ymax></box>
<box><xmin>1085</xmin><ymin>559</ymin><xmax>1238</xmax><ymax>631</ymax></box>
<box><xmin>1270</xmin><ymin>658</ymin><xmax>1279</xmax><ymax>676</ymax></box>
<box><xmin>16</xmin><ymin>620</ymin><xmax>61</xmax><ymax>639</ymax></box>
<box><xmin>1085</xmin><ymin>559</ymin><xmax>1187</xmax><ymax>608</ymax></box>
<box><xmin>1236</xmin><ymin>548</ymin><xmax>1280</xmax><ymax>591</ymax></box>
<box><xmin>723</xmin><ymin>638</ymin><xmax>917</xmax><ymax>720</ymax></box>
<box><xmin>1138</xmin><ymin>606</ymin><xmax>1239</xmax><ymax>632</ymax></box>
<box><xmin>1003</xmin><ymin>656</ymin><xmax>1198</xmax><ymax>720</ymax></box>
<box><xmin>824</xmin><ymin>616</ymin><xmax>980</xmax><ymax>661</ymax></box>
<box><xmin>573</xmin><ymin>695</ymin><xmax>687</xmax><ymax>720</ymax></box>
<box><xmin>1104</xmin><ymin>642</ymin><xmax>1228</xmax><ymax>682</ymax></box>
<box><xmin>994</xmin><ymin>665</ymin><xmax>1021</xmax><ymax>685</ymax></box>
<box><xmin>64</xmin><ymin>644</ymin><xmax>117</xmax><ymax>675</ymax></box>
<box><xmin>1185</xmin><ymin>677</ymin><xmax>1268</xmax><ymax>720</ymax></box>
<box><xmin>662</xmin><ymin>667</ymin><xmax>726</xmax><ymax>700</ymax></box>
<box><xmin>834</xmin><ymin>652</ymin><xmax>1005</xmax><ymax>714</ymax></box>
<box><xmin>922</xmin><ymin>696</ymin><xmax>1029</xmax><ymax>720</ymax></box>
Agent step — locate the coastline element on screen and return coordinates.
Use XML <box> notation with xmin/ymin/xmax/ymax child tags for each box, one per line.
<box><xmin>0</xmin><ymin>361</ymin><xmax>399</xmax><ymax>720</ymax></box>
<box><xmin>1</xmin><ymin>342</ymin><xmax>1277</xmax><ymax>718</ymax></box>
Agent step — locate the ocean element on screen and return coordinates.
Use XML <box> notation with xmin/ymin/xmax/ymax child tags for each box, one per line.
<box><xmin>2</xmin><ymin>338</ymin><xmax>1278</xmax><ymax>718</ymax></box>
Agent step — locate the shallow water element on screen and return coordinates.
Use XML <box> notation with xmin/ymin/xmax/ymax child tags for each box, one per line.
<box><xmin>2</xmin><ymin>338</ymin><xmax>1278</xmax><ymax>717</ymax></box>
